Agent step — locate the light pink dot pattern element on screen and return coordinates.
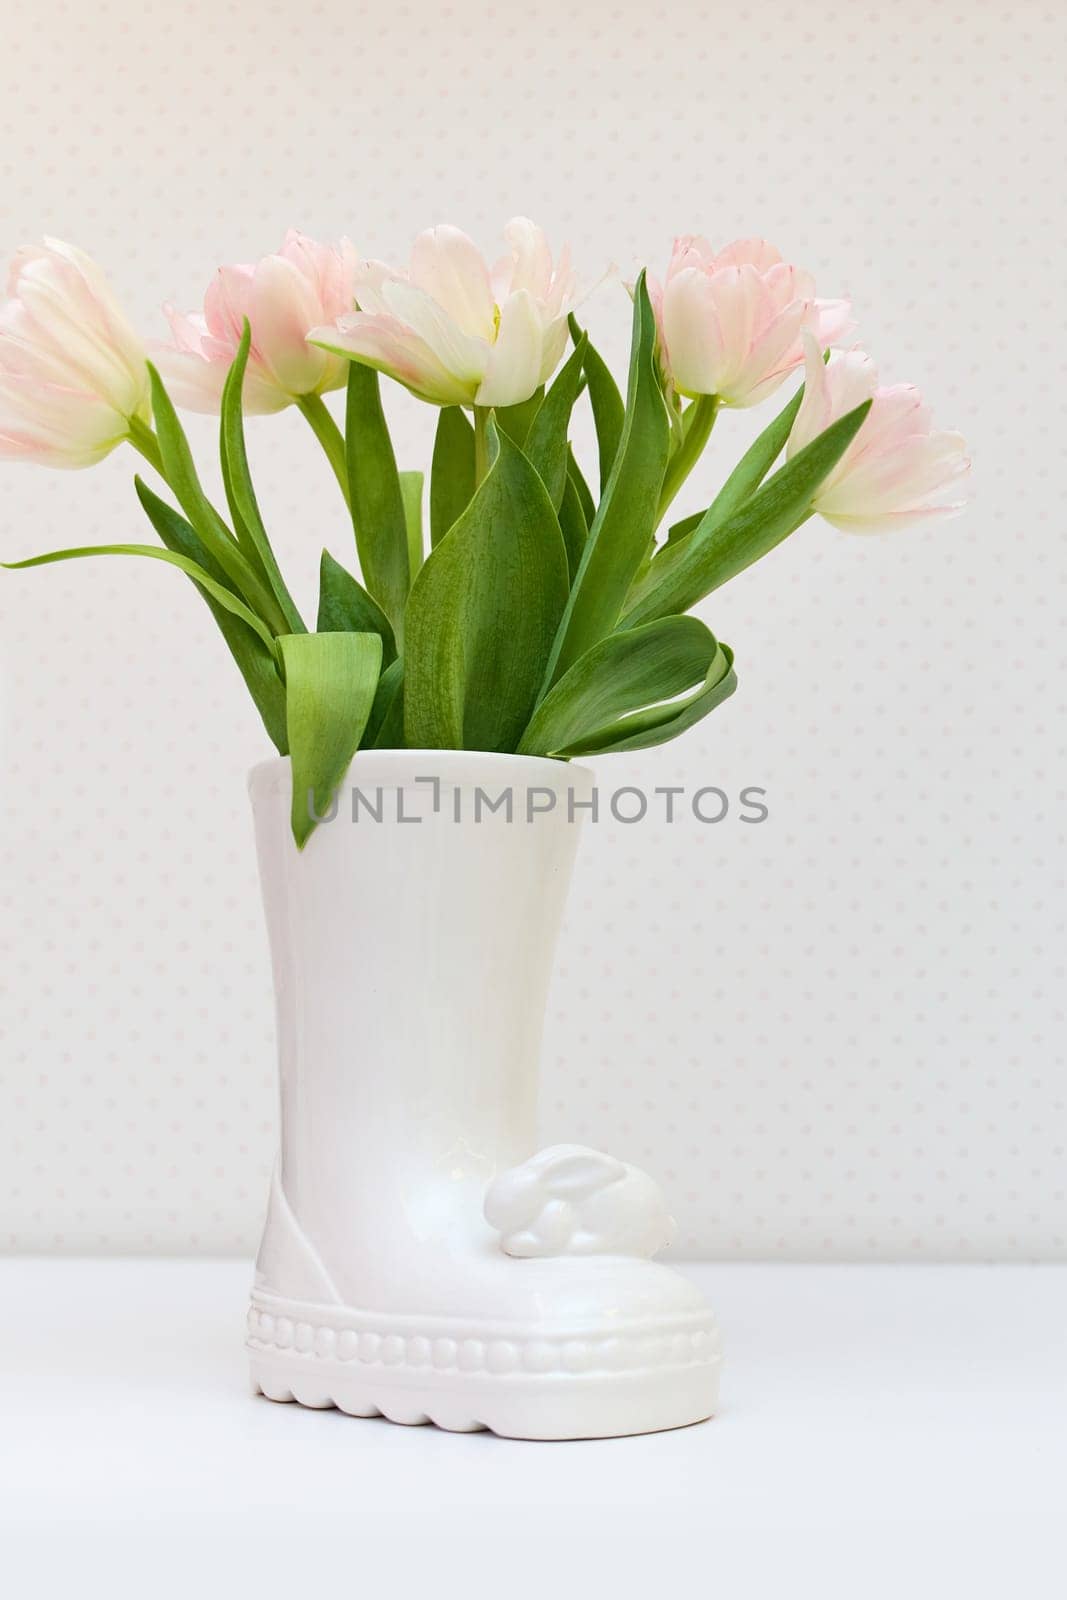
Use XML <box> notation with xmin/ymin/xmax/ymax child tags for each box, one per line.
<box><xmin>1</xmin><ymin>0</ymin><xmax>1063</xmax><ymax>1258</ymax></box>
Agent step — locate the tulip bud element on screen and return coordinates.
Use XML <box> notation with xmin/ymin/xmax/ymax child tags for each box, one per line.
<box><xmin>788</xmin><ymin>332</ymin><xmax>969</xmax><ymax>532</ymax></box>
<box><xmin>156</xmin><ymin>230</ymin><xmax>358</xmax><ymax>414</ymax></box>
<box><xmin>653</xmin><ymin>236</ymin><xmax>852</xmax><ymax>408</ymax></box>
<box><xmin>0</xmin><ymin>240</ymin><xmax>150</xmax><ymax>468</ymax></box>
<box><xmin>310</xmin><ymin>218</ymin><xmax>578</xmax><ymax>410</ymax></box>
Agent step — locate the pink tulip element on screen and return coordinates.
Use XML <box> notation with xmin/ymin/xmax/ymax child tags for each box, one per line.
<box><xmin>309</xmin><ymin>218</ymin><xmax>578</xmax><ymax>409</ymax></box>
<box><xmin>0</xmin><ymin>239</ymin><xmax>150</xmax><ymax>468</ymax></box>
<box><xmin>788</xmin><ymin>333</ymin><xmax>969</xmax><ymax>532</ymax></box>
<box><xmin>653</xmin><ymin>236</ymin><xmax>853</xmax><ymax>408</ymax></box>
<box><xmin>156</xmin><ymin>231</ymin><xmax>358</xmax><ymax>414</ymax></box>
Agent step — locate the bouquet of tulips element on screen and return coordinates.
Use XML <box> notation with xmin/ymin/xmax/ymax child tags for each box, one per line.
<box><xmin>0</xmin><ymin>223</ymin><xmax>967</xmax><ymax>844</ymax></box>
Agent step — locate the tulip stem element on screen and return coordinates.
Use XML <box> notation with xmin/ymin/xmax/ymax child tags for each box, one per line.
<box><xmin>657</xmin><ymin>394</ymin><xmax>719</xmax><ymax>524</ymax></box>
<box><xmin>126</xmin><ymin>417</ymin><xmax>166</xmax><ymax>480</ymax></box>
<box><xmin>473</xmin><ymin>406</ymin><xmax>491</xmax><ymax>487</ymax></box>
<box><xmin>297</xmin><ymin>394</ymin><xmax>351</xmax><ymax>510</ymax></box>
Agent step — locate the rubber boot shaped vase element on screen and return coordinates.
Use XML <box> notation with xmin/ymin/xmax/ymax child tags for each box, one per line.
<box><xmin>246</xmin><ymin>750</ymin><xmax>722</xmax><ymax>1439</ymax></box>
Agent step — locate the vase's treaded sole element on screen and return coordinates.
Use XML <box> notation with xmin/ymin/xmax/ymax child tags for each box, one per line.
<box><xmin>246</xmin><ymin>1293</ymin><xmax>722</xmax><ymax>1441</ymax></box>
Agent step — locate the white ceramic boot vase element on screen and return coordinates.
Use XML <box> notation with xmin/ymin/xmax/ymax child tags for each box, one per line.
<box><xmin>246</xmin><ymin>751</ymin><xmax>721</xmax><ymax>1439</ymax></box>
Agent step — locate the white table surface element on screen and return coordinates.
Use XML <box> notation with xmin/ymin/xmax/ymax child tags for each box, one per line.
<box><xmin>2</xmin><ymin>1259</ymin><xmax>1063</xmax><ymax>1598</ymax></box>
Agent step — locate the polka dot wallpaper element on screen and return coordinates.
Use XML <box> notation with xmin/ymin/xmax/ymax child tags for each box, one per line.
<box><xmin>1</xmin><ymin>0</ymin><xmax>1062</xmax><ymax>1257</ymax></box>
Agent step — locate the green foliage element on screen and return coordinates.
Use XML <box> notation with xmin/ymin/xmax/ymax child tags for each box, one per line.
<box><xmin>569</xmin><ymin>313</ymin><xmax>624</xmax><ymax>493</ymax></box>
<box><xmin>365</xmin><ymin>655</ymin><xmax>405</xmax><ymax>748</ymax></box>
<box><xmin>566</xmin><ymin>446</ymin><xmax>596</xmax><ymax>527</ymax></box>
<box><xmin>430</xmin><ymin>407</ymin><xmax>476</xmax><ymax>547</ymax></box>
<box><xmin>495</xmin><ymin>388</ymin><xmax>544</xmax><ymax>447</ymax></box>
<box><xmin>400</xmin><ymin>471</ymin><xmax>425</xmax><ymax>580</ymax></box>
<box><xmin>147</xmin><ymin>362</ymin><xmax>289</xmax><ymax>635</ymax></box>
<box><xmin>2</xmin><ymin>539</ymin><xmax>280</xmax><ymax>657</ymax></box>
<box><xmin>544</xmin><ymin>275</ymin><xmax>671</xmax><ymax>686</ymax></box>
<box><xmin>621</xmin><ymin>401</ymin><xmax>871</xmax><ymax>627</ymax></box>
<box><xmin>344</xmin><ymin>364</ymin><xmax>411</xmax><ymax>632</ymax></box>
<box><xmin>519</xmin><ymin>616</ymin><xmax>736</xmax><ymax>757</ymax></box>
<box><xmin>523</xmin><ymin>335</ymin><xmax>587</xmax><ymax>508</ymax></box>
<box><xmin>557</xmin><ymin>471</ymin><xmax>589</xmax><ymax>581</ymax></box>
<box><xmin>281</xmin><ymin>631</ymin><xmax>383</xmax><ymax>848</ymax></box>
<box><xmin>135</xmin><ymin>478</ymin><xmax>289</xmax><ymax>752</ymax></box>
<box><xmin>316</xmin><ymin>550</ymin><xmax>397</xmax><ymax>666</ymax></box>
<box><xmin>404</xmin><ymin>419</ymin><xmax>569</xmax><ymax>751</ymax></box>
<box><xmin>220</xmin><ymin>321</ymin><xmax>305</xmax><ymax>634</ymax></box>
<box><xmin>4</xmin><ymin>268</ymin><xmax>883</xmax><ymax>845</ymax></box>
<box><xmin>628</xmin><ymin>381</ymin><xmax>808</xmax><ymax>606</ymax></box>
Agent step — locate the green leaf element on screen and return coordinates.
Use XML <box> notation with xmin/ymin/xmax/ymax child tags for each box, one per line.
<box><xmin>219</xmin><ymin>321</ymin><xmax>305</xmax><ymax>634</ymax></box>
<box><xmin>400</xmin><ymin>470</ymin><xmax>424</xmax><ymax>581</ymax></box>
<box><xmin>404</xmin><ymin>419</ymin><xmax>570</xmax><ymax>751</ymax></box>
<box><xmin>557</xmin><ymin>469</ymin><xmax>588</xmax><ymax>582</ymax></box>
<box><xmin>632</xmin><ymin>367</ymin><xmax>835</xmax><ymax>604</ymax></box>
<box><xmin>495</xmin><ymin>388</ymin><xmax>543</xmax><ymax>447</ymax></box>
<box><xmin>519</xmin><ymin>615</ymin><xmax>736</xmax><ymax>758</ymax></box>
<box><xmin>657</xmin><ymin>393</ymin><xmax>720</xmax><ymax>522</ymax></box>
<box><xmin>365</xmin><ymin>655</ymin><xmax>405</xmax><ymax>748</ymax></box>
<box><xmin>701</xmin><ymin>381</ymin><xmax>807</xmax><ymax>529</ymax></box>
<box><xmin>569</xmin><ymin>312</ymin><xmax>625</xmax><ymax>494</ymax></box>
<box><xmin>135</xmin><ymin>477</ymin><xmax>288</xmax><ymax>752</ymax></box>
<box><xmin>544</xmin><ymin>275</ymin><xmax>670</xmax><ymax>686</ymax></box>
<box><xmin>663</xmin><ymin>508</ymin><xmax>703</xmax><ymax>548</ymax></box>
<box><xmin>581</xmin><ymin>643</ymin><xmax>736</xmax><ymax>756</ymax></box>
<box><xmin>344</xmin><ymin>364</ymin><xmax>410</xmax><ymax>630</ymax></box>
<box><xmin>566</xmin><ymin>446</ymin><xmax>596</xmax><ymax>527</ymax></box>
<box><xmin>661</xmin><ymin>386</ymin><xmax>805</xmax><ymax>569</ymax></box>
<box><xmin>523</xmin><ymin>335</ymin><xmax>587</xmax><ymax>509</ymax></box>
<box><xmin>280</xmin><ymin>631</ymin><xmax>383</xmax><ymax>848</ymax></box>
<box><xmin>316</xmin><ymin>550</ymin><xmax>397</xmax><ymax>666</ymax></box>
<box><xmin>621</xmin><ymin>400</ymin><xmax>872</xmax><ymax>628</ymax></box>
<box><xmin>430</xmin><ymin>407</ymin><xmax>476</xmax><ymax>547</ymax></box>
<box><xmin>146</xmin><ymin>362</ymin><xmax>287</xmax><ymax>634</ymax></box>
<box><xmin>2</xmin><ymin>538</ymin><xmax>281</xmax><ymax>660</ymax></box>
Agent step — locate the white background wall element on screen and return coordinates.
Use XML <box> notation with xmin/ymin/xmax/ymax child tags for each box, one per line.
<box><xmin>1</xmin><ymin>0</ymin><xmax>1062</xmax><ymax>1257</ymax></box>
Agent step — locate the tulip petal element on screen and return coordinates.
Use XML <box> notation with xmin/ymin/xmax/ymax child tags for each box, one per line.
<box><xmin>310</xmin><ymin>313</ymin><xmax>476</xmax><ymax>406</ymax></box>
<box><xmin>536</xmin><ymin>313</ymin><xmax>571</xmax><ymax>388</ymax></box>
<box><xmin>34</xmin><ymin>238</ymin><xmax>147</xmax><ymax>378</ymax></box>
<box><xmin>0</xmin><ymin>240</ymin><xmax>150</xmax><ymax>463</ymax></box>
<box><xmin>763</xmin><ymin>262</ymin><xmax>815</xmax><ymax>310</ymax></box>
<box><xmin>379</xmin><ymin>279</ymin><xmax>488</xmax><ymax>388</ymax></box>
<box><xmin>325</xmin><ymin>221</ymin><xmax>577</xmax><ymax>414</ymax></box>
<box><xmin>204</xmin><ymin>265</ymin><xmax>255</xmax><ymax>345</ymax></box>
<box><xmin>790</xmin><ymin>335</ymin><xmax>875</xmax><ymax>457</ymax></box>
<box><xmin>163</xmin><ymin>305</ymin><xmax>210</xmax><ymax>355</ymax></box>
<box><xmin>496</xmin><ymin>217</ymin><xmax>554</xmax><ymax>300</ymax></box>
<box><xmin>705</xmin><ymin>265</ymin><xmax>765</xmax><ymax>389</ymax></box>
<box><xmin>11</xmin><ymin>258</ymin><xmax>147</xmax><ymax>413</ymax></box>
<box><xmin>351</xmin><ymin>259</ymin><xmax>398</xmax><ymax>318</ymax></box>
<box><xmin>848</xmin><ymin>383</ymin><xmax>933</xmax><ymax>452</ymax></box>
<box><xmin>817</xmin><ymin>500</ymin><xmax>968</xmax><ymax>535</ymax></box>
<box><xmin>476</xmin><ymin>289</ymin><xmax>545</xmax><ymax>408</ymax></box>
<box><xmin>542</xmin><ymin>241</ymin><xmax>577</xmax><ymax>318</ymax></box>
<box><xmin>280</xmin><ymin>230</ymin><xmax>358</xmax><ymax>321</ymax></box>
<box><xmin>811</xmin><ymin>296</ymin><xmax>855</xmax><ymax>348</ymax></box>
<box><xmin>155</xmin><ymin>234</ymin><xmax>357</xmax><ymax>414</ymax></box>
<box><xmin>786</xmin><ymin>333</ymin><xmax>968</xmax><ymax>531</ymax></box>
<box><xmin>723</xmin><ymin>300</ymin><xmax>808</xmax><ymax>408</ymax></box>
<box><xmin>250</xmin><ymin>255</ymin><xmax>328</xmax><ymax>395</ymax></box>
<box><xmin>661</xmin><ymin>268</ymin><xmax>726</xmax><ymax>398</ymax></box>
<box><xmin>818</xmin><ymin>430</ymin><xmax>969</xmax><ymax>521</ymax></box>
<box><xmin>409</xmin><ymin>225</ymin><xmax>496</xmax><ymax>341</ymax></box>
<box><xmin>656</xmin><ymin>234</ymin><xmax>853</xmax><ymax>410</ymax></box>
<box><xmin>0</xmin><ymin>371</ymin><xmax>127</xmax><ymax>457</ymax></box>
<box><xmin>714</xmin><ymin>238</ymin><xmax>784</xmax><ymax>273</ymax></box>
<box><xmin>665</xmin><ymin>236</ymin><xmax>716</xmax><ymax>281</ymax></box>
<box><xmin>152</xmin><ymin>344</ymin><xmax>286</xmax><ymax>415</ymax></box>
